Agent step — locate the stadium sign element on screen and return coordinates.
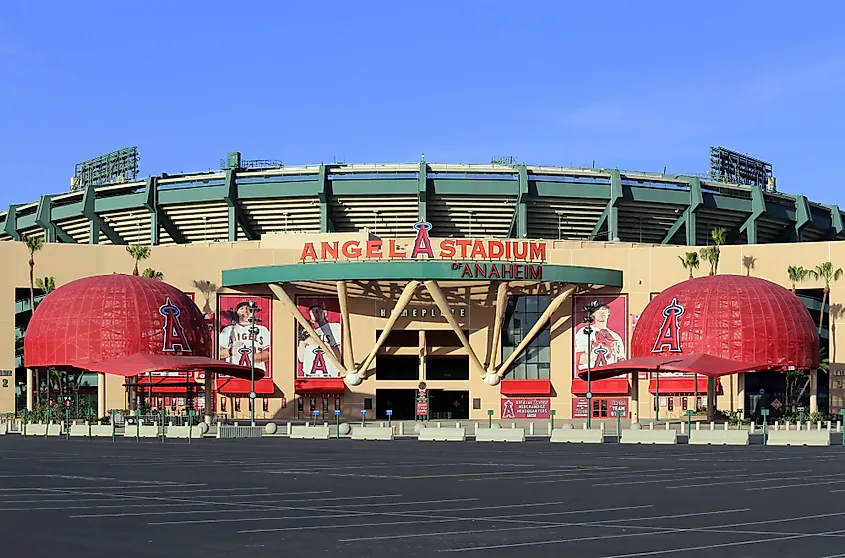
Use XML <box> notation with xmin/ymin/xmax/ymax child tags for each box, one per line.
<box><xmin>299</xmin><ymin>221</ymin><xmax>547</xmax><ymax>263</ymax></box>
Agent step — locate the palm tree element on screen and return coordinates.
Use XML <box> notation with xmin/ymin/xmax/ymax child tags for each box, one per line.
<box><xmin>35</xmin><ymin>276</ymin><xmax>56</xmax><ymax>295</ymax></box>
<box><xmin>810</xmin><ymin>262</ymin><xmax>843</xmax><ymax>335</ymax></box>
<box><xmin>678</xmin><ymin>252</ymin><xmax>700</xmax><ymax>279</ymax></box>
<box><xmin>787</xmin><ymin>266</ymin><xmax>810</xmax><ymax>294</ymax></box>
<box><xmin>699</xmin><ymin>246</ymin><xmax>718</xmax><ymax>276</ymax></box>
<box><xmin>126</xmin><ymin>245</ymin><xmax>151</xmax><ymax>276</ymax></box>
<box><xmin>142</xmin><ymin>268</ymin><xmax>164</xmax><ymax>280</ymax></box>
<box><xmin>710</xmin><ymin>228</ymin><xmax>727</xmax><ymax>275</ymax></box>
<box><xmin>24</xmin><ymin>236</ymin><xmax>43</xmax><ymax>313</ymax></box>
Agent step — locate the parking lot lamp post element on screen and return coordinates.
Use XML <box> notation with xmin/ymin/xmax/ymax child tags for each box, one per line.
<box><xmin>686</xmin><ymin>409</ymin><xmax>693</xmax><ymax>442</ymax></box>
<box><xmin>761</xmin><ymin>409</ymin><xmax>770</xmax><ymax>445</ymax></box>
<box><xmin>583</xmin><ymin>301</ymin><xmax>600</xmax><ymax>430</ymax></box>
<box><xmin>248</xmin><ymin>301</ymin><xmax>258</xmax><ymax>426</ymax></box>
<box><xmin>616</xmin><ymin>409</ymin><xmax>625</xmax><ymax>443</ymax></box>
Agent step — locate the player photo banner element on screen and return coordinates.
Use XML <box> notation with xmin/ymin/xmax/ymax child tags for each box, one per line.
<box><xmin>217</xmin><ymin>295</ymin><xmax>273</xmax><ymax>379</ymax></box>
<box><xmin>573</xmin><ymin>294</ymin><xmax>628</xmax><ymax>377</ymax></box>
<box><xmin>295</xmin><ymin>296</ymin><xmax>343</xmax><ymax>379</ymax></box>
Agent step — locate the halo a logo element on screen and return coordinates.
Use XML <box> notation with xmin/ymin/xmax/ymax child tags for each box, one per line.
<box><xmin>651</xmin><ymin>297</ymin><xmax>684</xmax><ymax>353</ymax></box>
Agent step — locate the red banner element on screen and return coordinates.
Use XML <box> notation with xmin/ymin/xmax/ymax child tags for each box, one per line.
<box><xmin>501</xmin><ymin>398</ymin><xmax>551</xmax><ymax>419</ymax></box>
<box><xmin>218</xmin><ymin>294</ymin><xmax>273</xmax><ymax>379</ymax></box>
<box><xmin>416</xmin><ymin>400</ymin><xmax>429</xmax><ymax>417</ymax></box>
<box><xmin>295</xmin><ymin>296</ymin><xmax>343</xmax><ymax>379</ymax></box>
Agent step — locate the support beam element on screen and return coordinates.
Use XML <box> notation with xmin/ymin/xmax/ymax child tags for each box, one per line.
<box><xmin>486</xmin><ymin>282</ymin><xmax>510</xmax><ymax>372</ymax></box>
<box><xmin>336</xmin><ymin>280</ymin><xmax>355</xmax><ymax>372</ymax></box>
<box><xmin>318</xmin><ymin>165</ymin><xmax>333</xmax><ymax>233</ymax></box>
<box><xmin>794</xmin><ymin>194</ymin><xmax>811</xmax><ymax>242</ymax></box>
<box><xmin>26</xmin><ymin>368</ymin><xmax>33</xmax><ymax>411</ymax></box>
<box><xmin>144</xmin><ymin>177</ymin><xmax>187</xmax><ymax>245</ymax></box>
<box><xmin>4</xmin><ymin>205</ymin><xmax>20</xmax><ymax>241</ymax></box>
<box><xmin>418</xmin><ymin>162</ymin><xmax>427</xmax><ymax>223</ymax></box>
<box><xmin>661</xmin><ymin>215</ymin><xmax>685</xmax><ymax>244</ymax></box>
<box><xmin>825</xmin><ymin>204</ymin><xmax>843</xmax><ymax>239</ymax></box>
<box><xmin>356</xmin><ymin>281</ymin><xmax>420</xmax><ymax>378</ymax></box>
<box><xmin>607</xmin><ymin>170</ymin><xmax>622</xmax><ymax>241</ymax></box>
<box><xmin>224</xmin><ymin>170</ymin><xmax>258</xmax><ymax>241</ymax></box>
<box><xmin>204</xmin><ymin>373</ymin><xmax>214</xmax><ymax>423</ymax></box>
<box><xmin>97</xmin><ymin>373</ymin><xmax>105</xmax><ymax>419</ymax></box>
<box><xmin>82</xmin><ymin>187</ymin><xmax>125</xmax><ymax>245</ymax></box>
<box><xmin>35</xmin><ymin>196</ymin><xmax>56</xmax><ymax>243</ymax></box>
<box><xmin>736</xmin><ymin>186</ymin><xmax>765</xmax><ymax>244</ymax></box>
<box><xmin>497</xmin><ymin>285</ymin><xmax>575</xmax><ymax>377</ymax></box>
<box><xmin>423</xmin><ymin>280</ymin><xmax>485</xmax><ymax>376</ymax></box>
<box><xmin>508</xmin><ymin>166</ymin><xmax>528</xmax><ymax>238</ymax></box>
<box><xmin>686</xmin><ymin>177</ymin><xmax>703</xmax><ymax>246</ymax></box>
<box><xmin>269</xmin><ymin>283</ymin><xmax>346</xmax><ymax>375</ymax></box>
<box><xmin>589</xmin><ymin>204</ymin><xmax>611</xmax><ymax>241</ymax></box>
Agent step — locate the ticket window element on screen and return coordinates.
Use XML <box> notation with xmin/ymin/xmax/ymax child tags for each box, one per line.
<box><xmin>322</xmin><ymin>397</ymin><xmax>329</xmax><ymax>413</ymax></box>
<box><xmin>297</xmin><ymin>397</ymin><xmax>304</xmax><ymax>418</ymax></box>
<box><xmin>667</xmin><ymin>397</ymin><xmax>674</xmax><ymax>412</ymax></box>
<box><xmin>682</xmin><ymin>397</ymin><xmax>688</xmax><ymax>411</ymax></box>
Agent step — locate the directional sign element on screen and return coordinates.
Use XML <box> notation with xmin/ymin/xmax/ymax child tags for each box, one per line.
<box><xmin>361</xmin><ymin>410</ymin><xmax>367</xmax><ymax>416</ymax></box>
<box><xmin>63</xmin><ymin>399</ymin><xmax>72</xmax><ymax>408</ymax></box>
<box><xmin>334</xmin><ymin>410</ymin><xmax>341</xmax><ymax>417</ymax></box>
<box><xmin>771</xmin><ymin>399</ymin><xmax>782</xmax><ymax>410</ymax></box>
<box><xmin>386</xmin><ymin>410</ymin><xmax>393</xmax><ymax>417</ymax></box>
<box><xmin>312</xmin><ymin>410</ymin><xmax>320</xmax><ymax>416</ymax></box>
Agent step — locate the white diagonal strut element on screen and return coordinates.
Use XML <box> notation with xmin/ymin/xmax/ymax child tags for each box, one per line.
<box><xmin>356</xmin><ymin>280</ymin><xmax>420</xmax><ymax>378</ymax></box>
<box><xmin>487</xmin><ymin>281</ymin><xmax>510</xmax><ymax>373</ymax></box>
<box><xmin>423</xmin><ymin>280</ymin><xmax>485</xmax><ymax>376</ymax></box>
<box><xmin>336</xmin><ymin>280</ymin><xmax>355</xmax><ymax>372</ymax></box>
<box><xmin>496</xmin><ymin>285</ymin><xmax>575</xmax><ymax>377</ymax></box>
<box><xmin>269</xmin><ymin>283</ymin><xmax>346</xmax><ymax>376</ymax></box>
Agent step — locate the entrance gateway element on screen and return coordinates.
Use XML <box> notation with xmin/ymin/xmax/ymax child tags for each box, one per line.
<box><xmin>221</xmin><ymin>220</ymin><xmax>623</xmax><ymax>420</ymax></box>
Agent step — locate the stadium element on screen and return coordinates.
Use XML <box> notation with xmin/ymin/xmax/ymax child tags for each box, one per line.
<box><xmin>1</xmin><ymin>148</ymin><xmax>842</xmax><ymax>424</ymax></box>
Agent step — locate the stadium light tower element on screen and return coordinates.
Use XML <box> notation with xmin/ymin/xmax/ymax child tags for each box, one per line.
<box><xmin>247</xmin><ymin>300</ymin><xmax>258</xmax><ymax>426</ymax></box>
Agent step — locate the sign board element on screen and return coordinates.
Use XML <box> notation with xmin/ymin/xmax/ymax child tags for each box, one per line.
<box><xmin>771</xmin><ymin>399</ymin><xmax>782</xmax><ymax>410</ymax></box>
<box><xmin>415</xmin><ymin>399</ymin><xmax>429</xmax><ymax>417</ymax></box>
<box><xmin>0</xmin><ymin>370</ymin><xmax>12</xmax><ymax>377</ymax></box>
<box><xmin>830</xmin><ymin>365</ymin><xmax>845</xmax><ymax>415</ymax></box>
<box><xmin>501</xmin><ymin>398</ymin><xmax>551</xmax><ymax>419</ymax></box>
<box><xmin>571</xmin><ymin>397</ymin><xmax>629</xmax><ymax>419</ymax></box>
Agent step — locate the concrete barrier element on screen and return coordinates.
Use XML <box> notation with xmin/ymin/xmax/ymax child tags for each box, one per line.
<box><xmin>289</xmin><ymin>425</ymin><xmax>331</xmax><ymax>440</ymax></box>
<box><xmin>689</xmin><ymin>430</ymin><xmax>749</xmax><ymax>446</ymax></box>
<box><xmin>68</xmin><ymin>424</ymin><xmax>114</xmax><ymax>437</ymax></box>
<box><xmin>165</xmin><ymin>425</ymin><xmax>206</xmax><ymax>439</ymax></box>
<box><xmin>27</xmin><ymin>424</ymin><xmax>64</xmax><ymax>436</ymax></box>
<box><xmin>621</xmin><ymin>430</ymin><xmax>678</xmax><ymax>445</ymax></box>
<box><xmin>217</xmin><ymin>425</ymin><xmax>263</xmax><ymax>439</ymax></box>
<box><xmin>351</xmin><ymin>426</ymin><xmax>394</xmax><ymax>441</ymax></box>
<box><xmin>476</xmin><ymin>427</ymin><xmax>525</xmax><ymax>442</ymax></box>
<box><xmin>550</xmin><ymin>429</ymin><xmax>604</xmax><ymax>444</ymax></box>
<box><xmin>122</xmin><ymin>425</ymin><xmax>160</xmax><ymax>438</ymax></box>
<box><xmin>418</xmin><ymin>427</ymin><xmax>466</xmax><ymax>442</ymax></box>
<box><xmin>0</xmin><ymin>422</ymin><xmax>7</xmax><ymax>435</ymax></box>
<box><xmin>767</xmin><ymin>430</ymin><xmax>830</xmax><ymax>447</ymax></box>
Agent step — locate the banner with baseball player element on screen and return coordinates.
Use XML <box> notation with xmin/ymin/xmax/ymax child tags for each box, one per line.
<box><xmin>573</xmin><ymin>294</ymin><xmax>628</xmax><ymax>376</ymax></box>
<box><xmin>295</xmin><ymin>296</ymin><xmax>343</xmax><ymax>378</ymax></box>
<box><xmin>217</xmin><ymin>295</ymin><xmax>273</xmax><ymax>379</ymax></box>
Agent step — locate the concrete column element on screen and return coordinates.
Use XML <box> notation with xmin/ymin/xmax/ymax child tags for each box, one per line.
<box><xmin>810</xmin><ymin>369</ymin><xmax>818</xmax><ymax>414</ymax></box>
<box><xmin>97</xmin><ymin>373</ymin><xmax>106</xmax><ymax>418</ymax></box>
<box><xmin>630</xmin><ymin>373</ymin><xmax>639</xmax><ymax>422</ymax></box>
<box><xmin>737</xmin><ymin>373</ymin><xmax>745</xmax><ymax>419</ymax></box>
<box><xmin>419</xmin><ymin>330</ymin><xmax>427</xmax><ymax>382</ymax></box>
<box><xmin>26</xmin><ymin>368</ymin><xmax>33</xmax><ymax>411</ymax></box>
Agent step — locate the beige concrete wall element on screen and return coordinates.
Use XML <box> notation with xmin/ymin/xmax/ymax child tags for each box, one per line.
<box><xmin>1</xmin><ymin>236</ymin><xmax>840</xmax><ymax>420</ymax></box>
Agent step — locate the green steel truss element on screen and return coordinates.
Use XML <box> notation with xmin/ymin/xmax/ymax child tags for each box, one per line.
<box><xmin>1</xmin><ymin>162</ymin><xmax>843</xmax><ymax>247</ymax></box>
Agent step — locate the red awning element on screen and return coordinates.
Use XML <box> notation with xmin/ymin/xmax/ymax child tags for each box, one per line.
<box><xmin>500</xmin><ymin>379</ymin><xmax>552</xmax><ymax>396</ymax></box>
<box><xmin>578</xmin><ymin>353</ymin><xmax>765</xmax><ymax>382</ymax></box>
<box><xmin>295</xmin><ymin>378</ymin><xmax>346</xmax><ymax>395</ymax></box>
<box><xmin>217</xmin><ymin>378</ymin><xmax>275</xmax><ymax>395</ymax></box>
<box><xmin>648</xmin><ymin>377</ymin><xmax>723</xmax><ymax>395</ymax></box>
<box><xmin>81</xmin><ymin>353</ymin><xmax>261</xmax><ymax>381</ymax></box>
<box><xmin>571</xmin><ymin>378</ymin><xmax>629</xmax><ymax>395</ymax></box>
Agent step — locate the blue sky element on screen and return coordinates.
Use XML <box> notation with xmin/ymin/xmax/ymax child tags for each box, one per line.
<box><xmin>1</xmin><ymin>0</ymin><xmax>843</xmax><ymax>207</ymax></box>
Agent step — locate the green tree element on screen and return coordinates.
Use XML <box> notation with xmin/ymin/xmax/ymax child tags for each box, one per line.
<box><xmin>24</xmin><ymin>235</ymin><xmax>43</xmax><ymax>313</ymax></box>
<box><xmin>787</xmin><ymin>265</ymin><xmax>810</xmax><ymax>294</ymax></box>
<box><xmin>126</xmin><ymin>245</ymin><xmax>151</xmax><ymax>276</ymax></box>
<box><xmin>678</xmin><ymin>252</ymin><xmax>700</xmax><ymax>279</ymax></box>
<box><xmin>142</xmin><ymin>268</ymin><xmax>164</xmax><ymax>280</ymax></box>
<box><xmin>35</xmin><ymin>276</ymin><xmax>56</xmax><ymax>296</ymax></box>
<box><xmin>699</xmin><ymin>246</ymin><xmax>718</xmax><ymax>276</ymax></box>
<box><xmin>810</xmin><ymin>262</ymin><xmax>843</xmax><ymax>335</ymax></box>
<box><xmin>710</xmin><ymin>228</ymin><xmax>727</xmax><ymax>275</ymax></box>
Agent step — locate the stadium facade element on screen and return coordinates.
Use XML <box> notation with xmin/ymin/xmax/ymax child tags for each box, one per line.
<box><xmin>1</xmin><ymin>156</ymin><xmax>843</xmax><ymax>422</ymax></box>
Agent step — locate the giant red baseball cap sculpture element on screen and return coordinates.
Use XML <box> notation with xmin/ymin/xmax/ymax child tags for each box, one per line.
<box><xmin>580</xmin><ymin>274</ymin><xmax>819</xmax><ymax>381</ymax></box>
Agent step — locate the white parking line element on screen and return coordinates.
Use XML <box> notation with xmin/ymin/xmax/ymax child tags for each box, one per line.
<box><xmin>665</xmin><ymin>470</ymin><xmax>817</xmax><ymax>489</ymax></box>
<box><xmin>746</xmin><ymin>479</ymin><xmax>845</xmax><ymax>491</ymax></box>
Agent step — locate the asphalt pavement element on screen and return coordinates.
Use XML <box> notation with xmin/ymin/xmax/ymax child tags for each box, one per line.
<box><xmin>1</xmin><ymin>437</ymin><xmax>844</xmax><ymax>557</ymax></box>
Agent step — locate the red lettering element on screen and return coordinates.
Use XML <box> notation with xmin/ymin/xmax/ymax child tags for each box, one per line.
<box><xmin>321</xmin><ymin>241</ymin><xmax>339</xmax><ymax>260</ymax></box>
<box><xmin>527</xmin><ymin>265</ymin><xmax>542</xmax><ymax>280</ymax></box>
<box><xmin>474</xmin><ymin>263</ymin><xmax>487</xmax><ymax>278</ymax></box>
<box><xmin>411</xmin><ymin>222</ymin><xmax>435</xmax><ymax>259</ymax></box>
<box><xmin>311</xmin><ymin>348</ymin><xmax>328</xmax><ymax>375</ymax></box>
<box><xmin>440</xmin><ymin>239</ymin><xmax>456</xmax><ymax>258</ymax></box>
<box><xmin>488</xmin><ymin>241</ymin><xmax>504</xmax><ymax>259</ymax></box>
<box><xmin>342</xmin><ymin>241</ymin><xmax>362</xmax><ymax>258</ymax></box>
<box><xmin>488</xmin><ymin>264</ymin><xmax>501</xmax><ymax>279</ymax></box>
<box><xmin>300</xmin><ymin>243</ymin><xmax>318</xmax><ymax>262</ymax></box>
<box><xmin>512</xmin><ymin>242</ymin><xmax>527</xmax><ymax>259</ymax></box>
<box><xmin>455</xmin><ymin>240</ymin><xmax>471</xmax><ymax>258</ymax></box>
<box><xmin>388</xmin><ymin>240</ymin><xmax>406</xmax><ymax>258</ymax></box>
<box><xmin>515</xmin><ymin>264</ymin><xmax>524</xmax><ymax>279</ymax></box>
<box><xmin>366</xmin><ymin>240</ymin><xmax>383</xmax><ymax>259</ymax></box>
<box><xmin>530</xmin><ymin>242</ymin><xmax>546</xmax><ymax>262</ymax></box>
<box><xmin>470</xmin><ymin>241</ymin><xmax>487</xmax><ymax>259</ymax></box>
<box><xmin>460</xmin><ymin>263</ymin><xmax>473</xmax><ymax>278</ymax></box>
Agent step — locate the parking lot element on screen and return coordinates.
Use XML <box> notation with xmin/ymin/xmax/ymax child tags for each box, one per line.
<box><xmin>2</xmin><ymin>438</ymin><xmax>845</xmax><ymax>557</ymax></box>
